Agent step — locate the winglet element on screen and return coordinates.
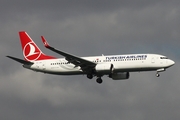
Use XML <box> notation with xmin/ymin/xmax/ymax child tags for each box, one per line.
<box><xmin>41</xmin><ymin>36</ymin><xmax>50</xmax><ymax>48</ymax></box>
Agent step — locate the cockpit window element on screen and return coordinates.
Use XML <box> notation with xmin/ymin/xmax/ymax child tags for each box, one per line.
<box><xmin>160</xmin><ymin>57</ymin><xmax>168</xmax><ymax>59</ymax></box>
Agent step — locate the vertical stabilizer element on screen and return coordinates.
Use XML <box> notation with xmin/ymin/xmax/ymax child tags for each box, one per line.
<box><xmin>19</xmin><ymin>31</ymin><xmax>56</xmax><ymax>61</ymax></box>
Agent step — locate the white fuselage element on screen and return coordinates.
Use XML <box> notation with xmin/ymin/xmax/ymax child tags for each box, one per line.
<box><xmin>7</xmin><ymin>31</ymin><xmax>175</xmax><ymax>83</ymax></box>
<box><xmin>23</xmin><ymin>54</ymin><xmax>175</xmax><ymax>75</ymax></box>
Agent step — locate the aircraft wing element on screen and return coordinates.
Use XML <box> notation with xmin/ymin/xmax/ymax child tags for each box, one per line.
<box><xmin>6</xmin><ymin>56</ymin><xmax>34</xmax><ymax>65</ymax></box>
<box><xmin>41</xmin><ymin>36</ymin><xmax>96</xmax><ymax>72</ymax></box>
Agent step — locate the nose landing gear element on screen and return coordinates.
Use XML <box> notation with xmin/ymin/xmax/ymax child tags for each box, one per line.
<box><xmin>156</xmin><ymin>73</ymin><xmax>160</xmax><ymax>77</ymax></box>
<box><xmin>156</xmin><ymin>68</ymin><xmax>165</xmax><ymax>77</ymax></box>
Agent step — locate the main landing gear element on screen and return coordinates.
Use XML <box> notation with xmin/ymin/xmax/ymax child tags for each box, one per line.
<box><xmin>87</xmin><ymin>74</ymin><xmax>93</xmax><ymax>79</ymax></box>
<box><xmin>86</xmin><ymin>74</ymin><xmax>103</xmax><ymax>84</ymax></box>
<box><xmin>96</xmin><ymin>77</ymin><xmax>103</xmax><ymax>84</ymax></box>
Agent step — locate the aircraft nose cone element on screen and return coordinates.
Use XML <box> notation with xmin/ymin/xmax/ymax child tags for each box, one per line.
<box><xmin>170</xmin><ymin>60</ymin><xmax>175</xmax><ymax>66</ymax></box>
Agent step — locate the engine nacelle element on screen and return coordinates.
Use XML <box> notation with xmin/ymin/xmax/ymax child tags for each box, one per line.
<box><xmin>95</xmin><ymin>63</ymin><xmax>113</xmax><ymax>74</ymax></box>
<box><xmin>111</xmin><ymin>72</ymin><xmax>130</xmax><ymax>80</ymax></box>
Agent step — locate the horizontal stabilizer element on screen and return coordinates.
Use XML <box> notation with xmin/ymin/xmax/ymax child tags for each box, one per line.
<box><xmin>6</xmin><ymin>56</ymin><xmax>34</xmax><ymax>65</ymax></box>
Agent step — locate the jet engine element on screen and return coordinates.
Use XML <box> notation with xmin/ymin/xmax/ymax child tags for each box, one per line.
<box><xmin>95</xmin><ymin>63</ymin><xmax>114</xmax><ymax>74</ymax></box>
<box><xmin>111</xmin><ymin>72</ymin><xmax>130</xmax><ymax>80</ymax></box>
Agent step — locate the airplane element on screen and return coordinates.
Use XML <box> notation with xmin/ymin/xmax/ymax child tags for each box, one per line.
<box><xmin>7</xmin><ymin>31</ymin><xmax>175</xmax><ymax>84</ymax></box>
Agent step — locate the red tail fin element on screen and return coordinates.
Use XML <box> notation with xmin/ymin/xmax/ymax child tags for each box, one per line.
<box><xmin>19</xmin><ymin>31</ymin><xmax>56</xmax><ymax>61</ymax></box>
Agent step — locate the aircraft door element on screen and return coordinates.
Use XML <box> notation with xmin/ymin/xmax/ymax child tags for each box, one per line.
<box><xmin>42</xmin><ymin>61</ymin><xmax>46</xmax><ymax>70</ymax></box>
<box><xmin>151</xmin><ymin>56</ymin><xmax>155</xmax><ymax>63</ymax></box>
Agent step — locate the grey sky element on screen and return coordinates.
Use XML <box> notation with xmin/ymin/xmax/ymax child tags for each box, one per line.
<box><xmin>0</xmin><ymin>0</ymin><xmax>180</xmax><ymax>120</ymax></box>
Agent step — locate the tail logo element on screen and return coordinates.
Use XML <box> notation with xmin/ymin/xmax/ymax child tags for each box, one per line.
<box><xmin>23</xmin><ymin>42</ymin><xmax>41</xmax><ymax>61</ymax></box>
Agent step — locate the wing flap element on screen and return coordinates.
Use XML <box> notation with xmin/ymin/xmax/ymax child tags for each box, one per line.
<box><xmin>41</xmin><ymin>36</ymin><xmax>96</xmax><ymax>72</ymax></box>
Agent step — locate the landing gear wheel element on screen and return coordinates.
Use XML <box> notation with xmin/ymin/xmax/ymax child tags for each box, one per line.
<box><xmin>96</xmin><ymin>78</ymin><xmax>103</xmax><ymax>84</ymax></box>
<box><xmin>156</xmin><ymin>73</ymin><xmax>160</xmax><ymax>77</ymax></box>
<box><xmin>87</xmin><ymin>74</ymin><xmax>93</xmax><ymax>79</ymax></box>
